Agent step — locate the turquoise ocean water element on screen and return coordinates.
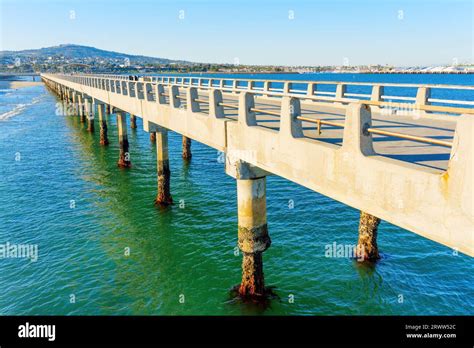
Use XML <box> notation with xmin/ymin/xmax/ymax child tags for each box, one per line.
<box><xmin>0</xmin><ymin>73</ymin><xmax>473</xmax><ymax>315</ymax></box>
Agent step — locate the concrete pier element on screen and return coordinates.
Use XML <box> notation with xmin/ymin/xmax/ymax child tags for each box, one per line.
<box><xmin>357</xmin><ymin>212</ymin><xmax>381</xmax><ymax>260</ymax></box>
<box><xmin>182</xmin><ymin>136</ymin><xmax>192</xmax><ymax>160</ymax></box>
<box><xmin>97</xmin><ymin>104</ymin><xmax>109</xmax><ymax>146</ymax></box>
<box><xmin>154</xmin><ymin>126</ymin><xmax>173</xmax><ymax>206</ymax></box>
<box><xmin>116</xmin><ymin>111</ymin><xmax>131</xmax><ymax>168</ymax></box>
<box><xmin>237</xmin><ymin>176</ymin><xmax>271</xmax><ymax>298</ymax></box>
<box><xmin>40</xmin><ymin>73</ymin><xmax>474</xmax><ymax>306</ymax></box>
<box><xmin>130</xmin><ymin>114</ymin><xmax>137</xmax><ymax>129</ymax></box>
<box><xmin>41</xmin><ymin>74</ymin><xmax>474</xmax><ymax>261</ymax></box>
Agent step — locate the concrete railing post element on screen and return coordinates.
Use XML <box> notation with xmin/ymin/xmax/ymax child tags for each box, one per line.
<box><xmin>186</xmin><ymin>87</ymin><xmax>201</xmax><ymax>113</ymax></box>
<box><xmin>370</xmin><ymin>85</ymin><xmax>384</xmax><ymax>112</ymax></box>
<box><xmin>283</xmin><ymin>82</ymin><xmax>291</xmax><ymax>94</ymax></box>
<box><xmin>209</xmin><ymin>89</ymin><xmax>225</xmax><ymax>118</ymax></box>
<box><xmin>335</xmin><ymin>83</ymin><xmax>347</xmax><ymax>105</ymax></box>
<box><xmin>232</xmin><ymin>80</ymin><xmax>238</xmax><ymax>95</ymax></box>
<box><xmin>307</xmin><ymin>82</ymin><xmax>316</xmax><ymax>99</ymax></box>
<box><xmin>263</xmin><ymin>81</ymin><xmax>270</xmax><ymax>97</ymax></box>
<box><xmin>169</xmin><ymin>85</ymin><xmax>181</xmax><ymax>109</ymax></box>
<box><xmin>154</xmin><ymin>126</ymin><xmax>173</xmax><ymax>206</ymax></box>
<box><xmin>97</xmin><ymin>103</ymin><xmax>109</xmax><ymax>146</ymax></box>
<box><xmin>280</xmin><ymin>96</ymin><xmax>303</xmax><ymax>139</ymax></box>
<box><xmin>156</xmin><ymin>84</ymin><xmax>166</xmax><ymax>104</ymax></box>
<box><xmin>415</xmin><ymin>86</ymin><xmax>431</xmax><ymax>116</ymax></box>
<box><xmin>116</xmin><ymin>111</ymin><xmax>131</xmax><ymax>168</ymax></box>
<box><xmin>342</xmin><ymin>103</ymin><xmax>375</xmax><ymax>156</ymax></box>
<box><xmin>247</xmin><ymin>81</ymin><xmax>255</xmax><ymax>91</ymax></box>
<box><xmin>238</xmin><ymin>92</ymin><xmax>257</xmax><ymax>126</ymax></box>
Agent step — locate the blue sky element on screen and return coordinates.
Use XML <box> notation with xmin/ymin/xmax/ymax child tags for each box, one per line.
<box><xmin>0</xmin><ymin>0</ymin><xmax>472</xmax><ymax>66</ymax></box>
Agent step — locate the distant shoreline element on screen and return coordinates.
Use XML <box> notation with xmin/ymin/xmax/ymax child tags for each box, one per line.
<box><xmin>0</xmin><ymin>71</ymin><xmax>471</xmax><ymax>76</ymax></box>
<box><xmin>7</xmin><ymin>81</ymin><xmax>43</xmax><ymax>89</ymax></box>
<box><xmin>181</xmin><ymin>71</ymin><xmax>473</xmax><ymax>75</ymax></box>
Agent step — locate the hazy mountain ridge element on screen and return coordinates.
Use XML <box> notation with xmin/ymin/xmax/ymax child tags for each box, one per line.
<box><xmin>0</xmin><ymin>44</ymin><xmax>191</xmax><ymax>65</ymax></box>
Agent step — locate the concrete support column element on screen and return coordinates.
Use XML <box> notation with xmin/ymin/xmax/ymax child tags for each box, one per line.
<box><xmin>71</xmin><ymin>92</ymin><xmax>77</xmax><ymax>114</ymax></box>
<box><xmin>85</xmin><ymin>98</ymin><xmax>94</xmax><ymax>132</ymax></box>
<box><xmin>237</xmin><ymin>176</ymin><xmax>271</xmax><ymax>298</ymax></box>
<box><xmin>77</xmin><ymin>94</ymin><xmax>86</xmax><ymax>123</ymax></box>
<box><xmin>182</xmin><ymin>136</ymin><xmax>192</xmax><ymax>160</ymax></box>
<box><xmin>97</xmin><ymin>104</ymin><xmax>109</xmax><ymax>146</ymax></box>
<box><xmin>116</xmin><ymin>111</ymin><xmax>131</xmax><ymax>168</ymax></box>
<box><xmin>130</xmin><ymin>114</ymin><xmax>137</xmax><ymax>129</ymax></box>
<box><xmin>154</xmin><ymin>127</ymin><xmax>173</xmax><ymax>206</ymax></box>
<box><xmin>357</xmin><ymin>211</ymin><xmax>381</xmax><ymax>261</ymax></box>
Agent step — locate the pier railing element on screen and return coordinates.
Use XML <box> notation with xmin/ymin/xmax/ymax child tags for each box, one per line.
<box><xmin>80</xmin><ymin>73</ymin><xmax>474</xmax><ymax>116</ymax></box>
<box><xmin>54</xmin><ymin>73</ymin><xmax>473</xmax><ymax>148</ymax></box>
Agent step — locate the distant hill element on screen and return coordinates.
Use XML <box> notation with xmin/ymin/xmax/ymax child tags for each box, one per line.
<box><xmin>0</xmin><ymin>44</ymin><xmax>192</xmax><ymax>65</ymax></box>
